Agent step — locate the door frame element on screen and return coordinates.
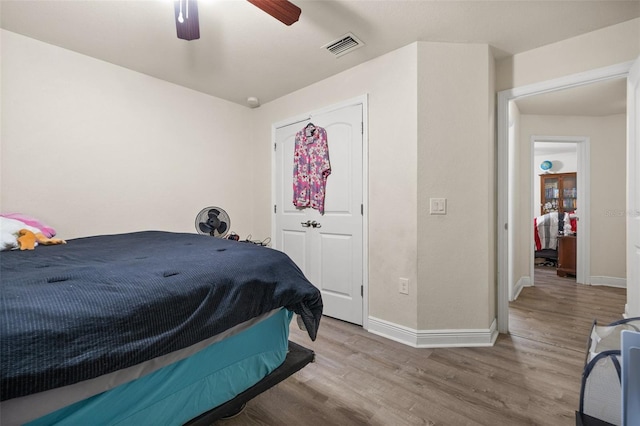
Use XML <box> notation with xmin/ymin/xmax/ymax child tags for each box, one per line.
<box><xmin>627</xmin><ymin>57</ymin><xmax>640</xmax><ymax>319</ymax></box>
<box><xmin>530</xmin><ymin>135</ymin><xmax>590</xmax><ymax>286</ymax></box>
<box><xmin>270</xmin><ymin>95</ymin><xmax>370</xmax><ymax>328</ymax></box>
<box><xmin>497</xmin><ymin>61</ymin><xmax>635</xmax><ymax>333</ymax></box>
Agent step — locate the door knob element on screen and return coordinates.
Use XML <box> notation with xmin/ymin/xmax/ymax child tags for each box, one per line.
<box><xmin>311</xmin><ymin>221</ymin><xmax>321</xmax><ymax>228</ymax></box>
<box><xmin>301</xmin><ymin>220</ymin><xmax>311</xmax><ymax>228</ymax></box>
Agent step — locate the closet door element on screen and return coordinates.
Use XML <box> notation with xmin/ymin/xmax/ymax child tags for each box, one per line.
<box><xmin>274</xmin><ymin>103</ymin><xmax>364</xmax><ymax>325</ymax></box>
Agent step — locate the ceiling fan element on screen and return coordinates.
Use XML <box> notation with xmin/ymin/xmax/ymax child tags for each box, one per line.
<box><xmin>174</xmin><ymin>0</ymin><xmax>302</xmax><ymax>41</ymax></box>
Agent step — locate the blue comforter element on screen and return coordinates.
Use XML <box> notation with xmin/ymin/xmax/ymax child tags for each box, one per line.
<box><xmin>0</xmin><ymin>231</ymin><xmax>322</xmax><ymax>401</ymax></box>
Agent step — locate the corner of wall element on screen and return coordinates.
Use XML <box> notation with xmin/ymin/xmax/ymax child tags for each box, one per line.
<box><xmin>416</xmin><ymin>41</ymin><xmax>496</xmax><ymax>332</ymax></box>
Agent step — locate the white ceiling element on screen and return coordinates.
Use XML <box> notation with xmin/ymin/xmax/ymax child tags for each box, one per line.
<box><xmin>515</xmin><ymin>77</ymin><xmax>628</xmax><ymax>116</ymax></box>
<box><xmin>534</xmin><ymin>142</ymin><xmax>577</xmax><ymax>157</ymax></box>
<box><xmin>1</xmin><ymin>0</ymin><xmax>639</xmax><ymax>107</ymax></box>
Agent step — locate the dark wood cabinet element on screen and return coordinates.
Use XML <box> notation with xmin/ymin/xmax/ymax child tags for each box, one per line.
<box><xmin>557</xmin><ymin>235</ymin><xmax>577</xmax><ymax>277</ymax></box>
<box><xmin>540</xmin><ymin>172</ymin><xmax>577</xmax><ymax>215</ymax></box>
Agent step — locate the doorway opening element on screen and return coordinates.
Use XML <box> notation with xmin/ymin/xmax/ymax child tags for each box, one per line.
<box><xmin>497</xmin><ymin>61</ymin><xmax>634</xmax><ymax>333</ymax></box>
<box><xmin>529</xmin><ymin>136</ymin><xmax>589</xmax><ymax>288</ymax></box>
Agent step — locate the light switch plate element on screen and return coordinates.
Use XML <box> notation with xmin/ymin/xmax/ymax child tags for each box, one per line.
<box><xmin>399</xmin><ymin>278</ymin><xmax>409</xmax><ymax>295</ymax></box>
<box><xmin>430</xmin><ymin>198</ymin><xmax>447</xmax><ymax>215</ymax></box>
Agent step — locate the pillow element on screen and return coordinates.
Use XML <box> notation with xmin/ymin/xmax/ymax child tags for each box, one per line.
<box><xmin>0</xmin><ymin>213</ymin><xmax>56</xmax><ymax>238</ymax></box>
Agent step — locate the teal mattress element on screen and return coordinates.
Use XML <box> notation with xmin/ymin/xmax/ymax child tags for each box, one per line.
<box><xmin>27</xmin><ymin>309</ymin><xmax>293</xmax><ymax>426</ymax></box>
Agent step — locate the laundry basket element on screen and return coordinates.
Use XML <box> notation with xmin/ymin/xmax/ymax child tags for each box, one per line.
<box><xmin>579</xmin><ymin>317</ymin><xmax>640</xmax><ymax>425</ymax></box>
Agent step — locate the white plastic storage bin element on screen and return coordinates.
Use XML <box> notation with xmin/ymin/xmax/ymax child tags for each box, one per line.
<box><xmin>579</xmin><ymin>318</ymin><xmax>640</xmax><ymax>425</ymax></box>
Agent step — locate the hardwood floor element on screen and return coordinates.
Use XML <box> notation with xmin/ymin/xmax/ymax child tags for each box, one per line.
<box><xmin>219</xmin><ymin>267</ymin><xmax>626</xmax><ymax>425</ymax></box>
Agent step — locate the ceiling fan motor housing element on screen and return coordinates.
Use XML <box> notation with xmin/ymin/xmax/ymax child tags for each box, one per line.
<box><xmin>174</xmin><ymin>0</ymin><xmax>200</xmax><ymax>41</ymax></box>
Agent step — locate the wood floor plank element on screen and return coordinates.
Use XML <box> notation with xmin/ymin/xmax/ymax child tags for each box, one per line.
<box><xmin>218</xmin><ymin>266</ymin><xmax>626</xmax><ymax>425</ymax></box>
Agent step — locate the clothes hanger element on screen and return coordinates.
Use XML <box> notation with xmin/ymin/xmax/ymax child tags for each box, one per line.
<box><xmin>304</xmin><ymin>122</ymin><xmax>316</xmax><ymax>137</ymax></box>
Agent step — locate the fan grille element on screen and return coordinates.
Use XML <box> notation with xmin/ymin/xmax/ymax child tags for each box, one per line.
<box><xmin>195</xmin><ymin>207</ymin><xmax>230</xmax><ymax>238</ymax></box>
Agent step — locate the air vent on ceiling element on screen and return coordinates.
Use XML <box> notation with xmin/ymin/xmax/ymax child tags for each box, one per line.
<box><xmin>323</xmin><ymin>32</ymin><xmax>364</xmax><ymax>57</ymax></box>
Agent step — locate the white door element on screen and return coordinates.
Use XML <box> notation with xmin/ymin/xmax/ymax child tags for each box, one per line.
<box><xmin>627</xmin><ymin>56</ymin><xmax>640</xmax><ymax>318</ymax></box>
<box><xmin>274</xmin><ymin>103</ymin><xmax>364</xmax><ymax>325</ymax></box>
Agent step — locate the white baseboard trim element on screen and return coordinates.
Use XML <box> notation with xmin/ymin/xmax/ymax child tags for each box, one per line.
<box><xmin>512</xmin><ymin>276</ymin><xmax>531</xmax><ymax>301</ymax></box>
<box><xmin>624</xmin><ymin>303</ymin><xmax>629</xmax><ymax>319</ymax></box>
<box><xmin>367</xmin><ymin>316</ymin><xmax>498</xmax><ymax>348</ymax></box>
<box><xmin>589</xmin><ymin>276</ymin><xmax>627</xmax><ymax>288</ymax></box>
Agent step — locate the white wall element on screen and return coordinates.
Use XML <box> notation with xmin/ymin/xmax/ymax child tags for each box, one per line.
<box><xmin>252</xmin><ymin>41</ymin><xmax>496</xmax><ymax>336</ymax></box>
<box><xmin>1</xmin><ymin>30</ymin><xmax>254</xmax><ymax>239</ymax></box>
<box><xmin>1</xmin><ymin>30</ymin><xmax>497</xmax><ymax>342</ymax></box>
<box><xmin>496</xmin><ymin>18</ymin><xmax>640</xmax><ymax>91</ymax></box>
<box><xmin>416</xmin><ymin>42</ymin><xmax>495</xmax><ymax>331</ymax></box>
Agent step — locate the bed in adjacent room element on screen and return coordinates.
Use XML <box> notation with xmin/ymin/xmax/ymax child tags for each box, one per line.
<box><xmin>533</xmin><ymin>211</ymin><xmax>576</xmax><ymax>265</ymax></box>
<box><xmin>0</xmin><ymin>231</ymin><xmax>322</xmax><ymax>426</ymax></box>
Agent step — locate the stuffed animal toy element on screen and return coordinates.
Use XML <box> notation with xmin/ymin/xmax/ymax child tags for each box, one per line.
<box><xmin>0</xmin><ymin>216</ymin><xmax>66</xmax><ymax>251</ymax></box>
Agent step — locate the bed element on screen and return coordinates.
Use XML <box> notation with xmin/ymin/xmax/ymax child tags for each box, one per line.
<box><xmin>534</xmin><ymin>211</ymin><xmax>576</xmax><ymax>265</ymax></box>
<box><xmin>0</xmin><ymin>231</ymin><xmax>322</xmax><ymax>425</ymax></box>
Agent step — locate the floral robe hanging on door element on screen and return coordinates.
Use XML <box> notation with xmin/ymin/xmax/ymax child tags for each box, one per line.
<box><xmin>293</xmin><ymin>125</ymin><xmax>331</xmax><ymax>214</ymax></box>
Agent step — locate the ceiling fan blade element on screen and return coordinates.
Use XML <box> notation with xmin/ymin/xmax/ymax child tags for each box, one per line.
<box><xmin>174</xmin><ymin>0</ymin><xmax>200</xmax><ymax>41</ymax></box>
<box><xmin>247</xmin><ymin>0</ymin><xmax>301</xmax><ymax>26</ymax></box>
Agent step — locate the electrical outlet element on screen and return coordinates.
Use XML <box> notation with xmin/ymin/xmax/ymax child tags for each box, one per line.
<box><xmin>399</xmin><ymin>278</ymin><xmax>409</xmax><ymax>295</ymax></box>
